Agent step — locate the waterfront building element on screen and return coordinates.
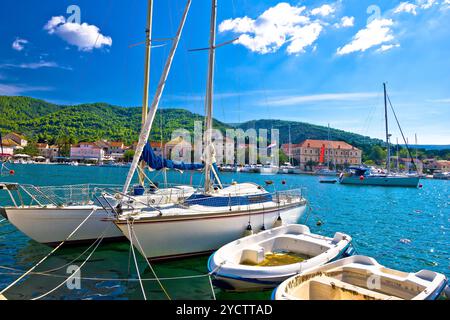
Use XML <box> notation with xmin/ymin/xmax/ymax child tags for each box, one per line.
<box><xmin>70</xmin><ymin>142</ymin><xmax>105</xmax><ymax>162</ymax></box>
<box><xmin>424</xmin><ymin>159</ymin><xmax>450</xmax><ymax>172</ymax></box>
<box><xmin>3</xmin><ymin>132</ymin><xmax>28</xmax><ymax>147</ymax></box>
<box><xmin>36</xmin><ymin>143</ymin><xmax>57</xmax><ymax>160</ymax></box>
<box><xmin>282</xmin><ymin>139</ymin><xmax>362</xmax><ymax>170</ymax></box>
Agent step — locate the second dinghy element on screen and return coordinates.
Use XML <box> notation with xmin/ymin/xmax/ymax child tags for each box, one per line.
<box><xmin>208</xmin><ymin>224</ymin><xmax>354</xmax><ymax>291</ymax></box>
<box><xmin>273</xmin><ymin>255</ymin><xmax>448</xmax><ymax>300</ymax></box>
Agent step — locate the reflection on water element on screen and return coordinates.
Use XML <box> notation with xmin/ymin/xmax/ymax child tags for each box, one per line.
<box><xmin>0</xmin><ymin>164</ymin><xmax>448</xmax><ymax>300</ymax></box>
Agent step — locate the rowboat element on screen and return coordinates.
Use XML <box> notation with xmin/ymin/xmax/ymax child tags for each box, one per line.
<box><xmin>273</xmin><ymin>255</ymin><xmax>448</xmax><ymax>300</ymax></box>
<box><xmin>208</xmin><ymin>224</ymin><xmax>353</xmax><ymax>291</ymax></box>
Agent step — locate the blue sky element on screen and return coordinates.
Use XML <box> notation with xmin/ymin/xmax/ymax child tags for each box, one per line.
<box><xmin>1</xmin><ymin>0</ymin><xmax>449</xmax><ymax>144</ymax></box>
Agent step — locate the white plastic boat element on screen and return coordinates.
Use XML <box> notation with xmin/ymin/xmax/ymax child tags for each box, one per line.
<box><xmin>208</xmin><ymin>224</ymin><xmax>353</xmax><ymax>291</ymax></box>
<box><xmin>273</xmin><ymin>255</ymin><xmax>448</xmax><ymax>300</ymax></box>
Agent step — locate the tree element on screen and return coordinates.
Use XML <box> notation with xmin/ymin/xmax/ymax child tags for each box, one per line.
<box><xmin>124</xmin><ymin>149</ymin><xmax>135</xmax><ymax>162</ymax></box>
<box><xmin>305</xmin><ymin>160</ymin><xmax>318</xmax><ymax>171</ymax></box>
<box><xmin>369</xmin><ymin>145</ymin><xmax>386</xmax><ymax>165</ymax></box>
<box><xmin>20</xmin><ymin>143</ymin><xmax>39</xmax><ymax>156</ymax></box>
<box><xmin>278</xmin><ymin>149</ymin><xmax>289</xmax><ymax>164</ymax></box>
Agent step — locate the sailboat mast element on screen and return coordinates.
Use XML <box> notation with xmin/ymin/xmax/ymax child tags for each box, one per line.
<box><xmin>415</xmin><ymin>133</ymin><xmax>419</xmax><ymax>174</ymax></box>
<box><xmin>138</xmin><ymin>0</ymin><xmax>154</xmax><ymax>185</ymax></box>
<box><xmin>288</xmin><ymin>124</ymin><xmax>292</xmax><ymax>165</ymax></box>
<box><xmin>384</xmin><ymin>83</ymin><xmax>391</xmax><ymax>173</ymax></box>
<box><xmin>204</xmin><ymin>0</ymin><xmax>217</xmax><ymax>193</ymax></box>
<box><xmin>123</xmin><ymin>0</ymin><xmax>192</xmax><ymax>193</ymax></box>
<box><xmin>396</xmin><ymin>137</ymin><xmax>399</xmax><ymax>172</ymax></box>
<box><xmin>327</xmin><ymin>123</ymin><xmax>331</xmax><ymax>169</ymax></box>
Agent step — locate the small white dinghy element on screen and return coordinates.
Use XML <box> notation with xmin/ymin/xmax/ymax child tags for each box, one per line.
<box><xmin>208</xmin><ymin>224</ymin><xmax>353</xmax><ymax>291</ymax></box>
<box><xmin>273</xmin><ymin>255</ymin><xmax>448</xmax><ymax>300</ymax></box>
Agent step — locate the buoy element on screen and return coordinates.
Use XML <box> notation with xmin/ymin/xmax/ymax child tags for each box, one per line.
<box><xmin>359</xmin><ymin>175</ymin><xmax>364</xmax><ymax>181</ymax></box>
<box><xmin>316</xmin><ymin>220</ymin><xmax>323</xmax><ymax>226</ymax></box>
<box><xmin>419</xmin><ymin>184</ymin><xmax>423</xmax><ymax>188</ymax></box>
<box><xmin>243</xmin><ymin>224</ymin><xmax>253</xmax><ymax>237</ymax></box>
<box><xmin>265</xmin><ymin>180</ymin><xmax>273</xmax><ymax>185</ymax></box>
<box><xmin>281</xmin><ymin>180</ymin><xmax>286</xmax><ymax>185</ymax></box>
<box><xmin>273</xmin><ymin>215</ymin><xmax>283</xmax><ymax>228</ymax></box>
<box><xmin>9</xmin><ymin>170</ymin><xmax>15</xmax><ymax>175</ymax></box>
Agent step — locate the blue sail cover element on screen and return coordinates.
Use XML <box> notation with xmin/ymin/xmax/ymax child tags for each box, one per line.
<box><xmin>140</xmin><ymin>142</ymin><xmax>204</xmax><ymax>171</ymax></box>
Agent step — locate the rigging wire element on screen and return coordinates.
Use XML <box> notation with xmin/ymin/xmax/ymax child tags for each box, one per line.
<box><xmin>0</xmin><ymin>207</ymin><xmax>100</xmax><ymax>295</ymax></box>
<box><xmin>386</xmin><ymin>93</ymin><xmax>418</xmax><ymax>172</ymax></box>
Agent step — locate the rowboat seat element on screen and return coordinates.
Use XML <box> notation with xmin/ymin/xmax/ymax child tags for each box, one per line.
<box><xmin>272</xmin><ymin>234</ymin><xmax>331</xmax><ymax>256</ymax></box>
<box><xmin>289</xmin><ymin>275</ymin><xmax>403</xmax><ymax>300</ymax></box>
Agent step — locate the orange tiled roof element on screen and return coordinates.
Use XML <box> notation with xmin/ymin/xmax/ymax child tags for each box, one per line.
<box><xmin>298</xmin><ymin>139</ymin><xmax>359</xmax><ymax>150</ymax></box>
<box><xmin>1</xmin><ymin>139</ymin><xmax>19</xmax><ymax>147</ymax></box>
<box><xmin>109</xmin><ymin>141</ymin><xmax>124</xmax><ymax>148</ymax></box>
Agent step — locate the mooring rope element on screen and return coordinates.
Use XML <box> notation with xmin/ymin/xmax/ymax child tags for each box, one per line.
<box><xmin>0</xmin><ymin>207</ymin><xmax>99</xmax><ymax>295</ymax></box>
<box><xmin>126</xmin><ymin>219</ymin><xmax>147</xmax><ymax>300</ymax></box>
<box><xmin>31</xmin><ymin>235</ymin><xmax>105</xmax><ymax>300</ymax></box>
<box><xmin>129</xmin><ymin>219</ymin><xmax>172</xmax><ymax>300</ymax></box>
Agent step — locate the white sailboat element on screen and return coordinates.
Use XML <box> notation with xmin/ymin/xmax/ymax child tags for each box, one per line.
<box><xmin>0</xmin><ymin>0</ymin><xmax>197</xmax><ymax>245</ymax></box>
<box><xmin>114</xmin><ymin>0</ymin><xmax>307</xmax><ymax>261</ymax></box>
<box><xmin>339</xmin><ymin>83</ymin><xmax>420</xmax><ymax>187</ymax></box>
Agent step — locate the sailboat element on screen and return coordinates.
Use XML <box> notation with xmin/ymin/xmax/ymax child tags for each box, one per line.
<box><xmin>113</xmin><ymin>0</ymin><xmax>307</xmax><ymax>261</ymax></box>
<box><xmin>0</xmin><ymin>0</ymin><xmax>198</xmax><ymax>245</ymax></box>
<box><xmin>339</xmin><ymin>83</ymin><xmax>420</xmax><ymax>187</ymax></box>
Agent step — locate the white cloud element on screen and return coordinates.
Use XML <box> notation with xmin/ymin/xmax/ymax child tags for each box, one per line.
<box><xmin>376</xmin><ymin>43</ymin><xmax>400</xmax><ymax>52</ymax></box>
<box><xmin>0</xmin><ymin>83</ymin><xmax>52</xmax><ymax>95</ymax></box>
<box><xmin>265</xmin><ymin>92</ymin><xmax>379</xmax><ymax>106</ymax></box>
<box><xmin>442</xmin><ymin>0</ymin><xmax>450</xmax><ymax>9</ymax></box>
<box><xmin>394</xmin><ymin>2</ymin><xmax>419</xmax><ymax>15</ymax></box>
<box><xmin>44</xmin><ymin>16</ymin><xmax>112</xmax><ymax>51</ymax></box>
<box><xmin>0</xmin><ymin>61</ymin><xmax>72</xmax><ymax>70</ymax></box>
<box><xmin>337</xmin><ymin>19</ymin><xmax>395</xmax><ymax>55</ymax></box>
<box><xmin>12</xmin><ymin>38</ymin><xmax>29</xmax><ymax>51</ymax></box>
<box><xmin>337</xmin><ymin>16</ymin><xmax>355</xmax><ymax>28</ymax></box>
<box><xmin>418</xmin><ymin>0</ymin><xmax>437</xmax><ymax>9</ymax></box>
<box><xmin>310</xmin><ymin>4</ymin><xmax>335</xmax><ymax>17</ymax></box>
<box><xmin>218</xmin><ymin>3</ymin><xmax>323</xmax><ymax>55</ymax></box>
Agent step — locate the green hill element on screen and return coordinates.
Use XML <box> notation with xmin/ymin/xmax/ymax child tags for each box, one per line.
<box><xmin>236</xmin><ymin>119</ymin><xmax>383</xmax><ymax>151</ymax></box>
<box><xmin>0</xmin><ymin>96</ymin><xmax>230</xmax><ymax>144</ymax></box>
<box><xmin>1</xmin><ymin>96</ymin><xmax>383</xmax><ymax>153</ymax></box>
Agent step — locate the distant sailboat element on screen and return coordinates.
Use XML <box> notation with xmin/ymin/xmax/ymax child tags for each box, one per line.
<box><xmin>339</xmin><ymin>83</ymin><xmax>420</xmax><ymax>188</ymax></box>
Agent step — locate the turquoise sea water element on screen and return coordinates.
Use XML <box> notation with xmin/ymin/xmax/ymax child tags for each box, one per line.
<box><xmin>0</xmin><ymin>163</ymin><xmax>448</xmax><ymax>300</ymax></box>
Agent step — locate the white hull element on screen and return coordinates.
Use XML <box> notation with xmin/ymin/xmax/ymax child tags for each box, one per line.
<box><xmin>209</xmin><ymin>225</ymin><xmax>353</xmax><ymax>291</ymax></box>
<box><xmin>339</xmin><ymin>175</ymin><xmax>419</xmax><ymax>187</ymax></box>
<box><xmin>116</xmin><ymin>205</ymin><xmax>306</xmax><ymax>261</ymax></box>
<box><xmin>3</xmin><ymin>206</ymin><xmax>123</xmax><ymax>245</ymax></box>
<box><xmin>259</xmin><ymin>167</ymin><xmax>279</xmax><ymax>175</ymax></box>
